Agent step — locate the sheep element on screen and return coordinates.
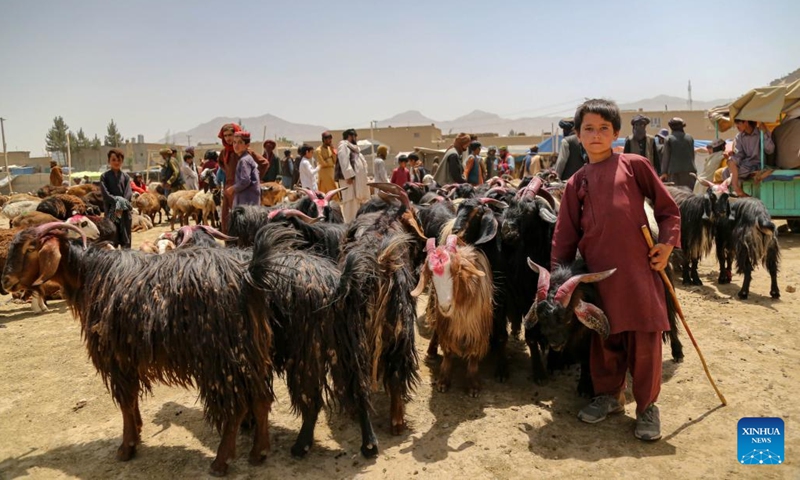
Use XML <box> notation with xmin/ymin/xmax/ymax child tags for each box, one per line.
<box><xmin>715</xmin><ymin>197</ymin><xmax>781</xmax><ymax>300</ymax></box>
<box><xmin>191</xmin><ymin>190</ymin><xmax>217</xmax><ymax>227</ymax></box>
<box><xmin>412</xmin><ymin>235</ymin><xmax>494</xmax><ymax>397</ymax></box>
<box><xmin>2</xmin><ymin>200</ymin><xmax>41</xmax><ymax>220</ymax></box>
<box><xmin>131</xmin><ymin>212</ymin><xmax>153</xmax><ymax>232</ymax></box>
<box><xmin>1</xmin><ymin>222</ymin><xmax>275</xmax><ymax>476</ymax></box>
<box><xmin>133</xmin><ymin>192</ymin><xmax>164</xmax><ymax>225</ymax></box>
<box><xmin>167</xmin><ymin>190</ymin><xmax>198</xmax><ymax>230</ymax></box>
<box><xmin>35</xmin><ymin>194</ymin><xmax>86</xmax><ymax>220</ymax></box>
<box><xmin>66</xmin><ymin>183</ymin><xmax>99</xmax><ymax>198</ymax></box>
<box><xmin>667</xmin><ymin>176</ymin><xmax>733</xmax><ymax>285</ymax></box>
<box><xmin>64</xmin><ymin>215</ymin><xmax>101</xmax><ymax>241</ymax></box>
<box><xmin>10</xmin><ymin>211</ymin><xmax>61</xmax><ymax>228</ymax></box>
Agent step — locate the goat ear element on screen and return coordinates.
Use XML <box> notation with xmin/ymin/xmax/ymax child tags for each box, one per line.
<box><xmin>574</xmin><ymin>300</ymin><xmax>610</xmax><ymax>338</ymax></box>
<box><xmin>32</xmin><ymin>237</ymin><xmax>61</xmax><ymax>286</ymax></box>
<box><xmin>459</xmin><ymin>258</ymin><xmax>486</xmax><ymax>278</ymax></box>
<box><xmin>475</xmin><ymin>214</ymin><xmax>498</xmax><ymax>245</ymax></box>
<box><xmin>411</xmin><ymin>269</ymin><xmax>429</xmax><ymax>297</ymax></box>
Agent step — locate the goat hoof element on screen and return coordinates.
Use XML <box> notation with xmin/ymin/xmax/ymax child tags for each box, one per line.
<box><xmin>425</xmin><ymin>352</ymin><xmax>440</xmax><ymax>362</ymax></box>
<box><xmin>737</xmin><ymin>291</ymin><xmax>749</xmax><ymax>300</ymax></box>
<box><xmin>494</xmin><ymin>365</ymin><xmax>509</xmax><ymax>383</ymax></box>
<box><xmin>209</xmin><ymin>460</ymin><xmax>228</xmax><ymax>477</ymax></box>
<box><xmin>248</xmin><ymin>452</ymin><xmax>267</xmax><ymax>466</ymax></box>
<box><xmin>116</xmin><ymin>444</ymin><xmax>136</xmax><ymax>462</ymax></box>
<box><xmin>468</xmin><ymin>387</ymin><xmax>481</xmax><ymax>398</ymax></box>
<box><xmin>361</xmin><ymin>441</ymin><xmax>379</xmax><ymax>458</ymax></box>
<box><xmin>290</xmin><ymin>442</ymin><xmax>312</xmax><ymax>458</ymax></box>
<box><xmin>436</xmin><ymin>381</ymin><xmax>450</xmax><ymax>393</ymax></box>
<box><xmin>673</xmin><ymin>356</ymin><xmax>685</xmax><ymax>363</ymax></box>
<box><xmin>691</xmin><ymin>279</ymin><xmax>703</xmax><ymax>286</ymax></box>
<box><xmin>390</xmin><ymin>420</ymin><xmax>406</xmax><ymax>436</ymax></box>
<box><xmin>771</xmin><ymin>290</ymin><xmax>781</xmax><ymax>299</ymax></box>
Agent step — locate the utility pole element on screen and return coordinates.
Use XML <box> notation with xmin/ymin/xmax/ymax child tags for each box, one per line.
<box><xmin>66</xmin><ymin>130</ymin><xmax>73</xmax><ymax>185</ymax></box>
<box><xmin>0</xmin><ymin>117</ymin><xmax>12</xmax><ymax>193</ymax></box>
<box><xmin>187</xmin><ymin>135</ymin><xmax>192</xmax><ymax>147</ymax></box>
<box><xmin>688</xmin><ymin>80</ymin><xmax>693</xmax><ymax>111</ymax></box>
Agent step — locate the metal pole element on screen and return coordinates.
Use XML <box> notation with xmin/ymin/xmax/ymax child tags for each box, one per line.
<box><xmin>760</xmin><ymin>128</ymin><xmax>765</xmax><ymax>170</ymax></box>
<box><xmin>66</xmin><ymin>130</ymin><xmax>72</xmax><ymax>185</ymax></box>
<box><xmin>187</xmin><ymin>135</ymin><xmax>192</xmax><ymax>147</ymax></box>
<box><xmin>0</xmin><ymin>117</ymin><xmax>11</xmax><ymax>193</ymax></box>
<box><xmin>370</xmin><ymin>120</ymin><xmax>376</xmax><ymax>171</ymax></box>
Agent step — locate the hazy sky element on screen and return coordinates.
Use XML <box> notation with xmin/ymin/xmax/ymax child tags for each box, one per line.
<box><xmin>1</xmin><ymin>0</ymin><xmax>798</xmax><ymax>154</ymax></box>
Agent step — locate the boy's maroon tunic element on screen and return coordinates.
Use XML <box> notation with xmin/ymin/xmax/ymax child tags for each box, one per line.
<box><xmin>551</xmin><ymin>153</ymin><xmax>681</xmax><ymax>334</ymax></box>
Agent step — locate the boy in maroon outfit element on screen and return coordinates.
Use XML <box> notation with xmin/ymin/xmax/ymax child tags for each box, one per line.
<box><xmin>551</xmin><ymin>99</ymin><xmax>681</xmax><ymax>441</ymax></box>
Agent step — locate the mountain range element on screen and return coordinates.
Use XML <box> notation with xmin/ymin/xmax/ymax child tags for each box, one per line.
<box><xmin>165</xmin><ymin>95</ymin><xmax>733</xmax><ymax>145</ymax></box>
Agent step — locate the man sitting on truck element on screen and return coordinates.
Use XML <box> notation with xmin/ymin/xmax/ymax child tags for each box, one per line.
<box><xmin>727</xmin><ymin>119</ymin><xmax>774</xmax><ymax>197</ymax></box>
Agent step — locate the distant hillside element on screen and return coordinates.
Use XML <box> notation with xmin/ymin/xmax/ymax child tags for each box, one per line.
<box><xmin>771</xmin><ymin>67</ymin><xmax>800</xmax><ymax>86</ymax></box>
<box><xmin>618</xmin><ymin>95</ymin><xmax>732</xmax><ymax>112</ymax></box>
<box><xmin>162</xmin><ymin>114</ymin><xmax>328</xmax><ymax>145</ymax></box>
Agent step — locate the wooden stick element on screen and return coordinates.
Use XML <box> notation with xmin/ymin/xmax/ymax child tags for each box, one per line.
<box><xmin>641</xmin><ymin>225</ymin><xmax>727</xmax><ymax>406</ymax></box>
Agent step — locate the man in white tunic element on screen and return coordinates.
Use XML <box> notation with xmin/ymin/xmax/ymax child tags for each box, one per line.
<box><xmin>336</xmin><ymin>129</ymin><xmax>369</xmax><ymax>222</ymax></box>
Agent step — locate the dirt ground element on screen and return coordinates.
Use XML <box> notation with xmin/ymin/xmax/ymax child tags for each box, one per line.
<box><xmin>1</xmin><ymin>219</ymin><xmax>799</xmax><ymax>479</ymax></box>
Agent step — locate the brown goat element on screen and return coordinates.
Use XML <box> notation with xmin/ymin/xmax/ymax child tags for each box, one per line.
<box><xmin>412</xmin><ymin>235</ymin><xmax>494</xmax><ymax>397</ymax></box>
<box><xmin>1</xmin><ymin>223</ymin><xmax>275</xmax><ymax>476</ymax></box>
<box><xmin>260</xmin><ymin>182</ymin><xmax>287</xmax><ymax>206</ymax></box>
<box><xmin>0</xmin><ymin>227</ymin><xmax>54</xmax><ymax>311</ymax></box>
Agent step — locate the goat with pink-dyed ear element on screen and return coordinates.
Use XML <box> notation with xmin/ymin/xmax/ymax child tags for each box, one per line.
<box><xmin>412</xmin><ymin>234</ymin><xmax>494</xmax><ymax>397</ymax></box>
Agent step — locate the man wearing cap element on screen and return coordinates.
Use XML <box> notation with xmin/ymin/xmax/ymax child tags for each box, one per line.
<box><xmin>315</xmin><ymin>132</ymin><xmax>337</xmax><ymax>193</ymax></box>
<box><xmin>336</xmin><ymin>129</ymin><xmax>369</xmax><ymax>222</ymax></box>
<box><xmin>434</xmin><ymin>132</ymin><xmax>470</xmax><ymax>185</ymax></box>
<box><xmin>485</xmin><ymin>146</ymin><xmax>498</xmax><ymax>179</ymax></box>
<box><xmin>523</xmin><ymin>146</ymin><xmax>545</xmax><ymax>177</ymax></box>
<box><xmin>555</xmin><ymin>119</ymin><xmax>586</xmax><ymax>180</ymax></box>
<box><xmin>497</xmin><ymin>146</ymin><xmax>515</xmax><ymax>177</ymax></box>
<box><xmin>624</xmin><ymin>115</ymin><xmax>660</xmax><ymax>172</ymax></box>
<box><xmin>262</xmin><ymin>140</ymin><xmax>279</xmax><ymax>183</ymax></box>
<box><xmin>49</xmin><ymin>160</ymin><xmax>63</xmax><ymax>187</ymax></box>
<box><xmin>373</xmin><ymin>145</ymin><xmax>389</xmax><ymax>183</ymax></box>
<box><xmin>660</xmin><ymin>117</ymin><xmax>696</xmax><ymax>189</ymax></box>
<box><xmin>655</xmin><ymin>128</ymin><xmax>669</xmax><ymax>160</ymax></box>
<box><xmin>159</xmin><ymin>147</ymin><xmax>183</xmax><ymax>195</ymax></box>
<box><xmin>280</xmin><ymin>149</ymin><xmax>294</xmax><ymax>189</ymax></box>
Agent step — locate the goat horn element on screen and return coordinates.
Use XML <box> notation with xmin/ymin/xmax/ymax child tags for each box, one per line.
<box><xmin>554</xmin><ymin>268</ymin><xmax>617</xmax><ymax>307</ymax></box>
<box><xmin>272</xmin><ymin>208</ymin><xmax>321</xmax><ymax>224</ymax></box>
<box><xmin>324</xmin><ymin>187</ymin><xmax>347</xmax><ymax>201</ymax></box>
<box><xmin>480</xmin><ymin>198</ymin><xmax>509</xmax><ymax>209</ymax></box>
<box><xmin>369</xmin><ymin>182</ymin><xmax>410</xmax><ymax>208</ymax></box>
<box><xmin>527</xmin><ymin>259</ymin><xmax>551</xmax><ymax>303</ymax></box>
<box><xmin>35</xmin><ymin>222</ymin><xmax>86</xmax><ymax>249</ymax></box>
<box><xmin>691</xmin><ymin>172</ymin><xmax>714</xmax><ymax>188</ymax></box>
<box><xmin>267</xmin><ymin>208</ymin><xmax>286</xmax><ymax>220</ymax></box>
<box><xmin>177</xmin><ymin>226</ymin><xmax>195</xmax><ymax>247</ymax></box>
<box><xmin>196</xmin><ymin>225</ymin><xmax>238</xmax><ymax>241</ymax></box>
<box><xmin>301</xmin><ymin>188</ymin><xmax>319</xmax><ymax>201</ymax></box>
<box><xmin>485</xmin><ymin>187</ymin><xmax>509</xmax><ymax>197</ymax></box>
<box><xmin>445</xmin><ymin>234</ymin><xmax>458</xmax><ymax>252</ymax></box>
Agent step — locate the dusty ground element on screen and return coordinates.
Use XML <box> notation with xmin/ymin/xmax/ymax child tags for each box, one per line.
<box><xmin>1</xmin><ymin>219</ymin><xmax>799</xmax><ymax>480</ymax></box>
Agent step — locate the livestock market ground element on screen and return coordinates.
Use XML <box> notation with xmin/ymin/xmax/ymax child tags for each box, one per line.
<box><xmin>1</xmin><ymin>219</ymin><xmax>799</xmax><ymax>480</ymax></box>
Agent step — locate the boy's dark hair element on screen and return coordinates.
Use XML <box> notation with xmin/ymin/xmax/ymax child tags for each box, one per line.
<box><xmin>408</xmin><ymin>152</ymin><xmax>420</xmax><ymax>161</ymax></box>
<box><xmin>734</xmin><ymin>119</ymin><xmax>757</xmax><ymax>128</ymax></box>
<box><xmin>398</xmin><ymin>155</ymin><xmax>408</xmax><ymax>164</ymax></box>
<box><xmin>298</xmin><ymin>144</ymin><xmax>313</xmax><ymax>156</ymax></box>
<box><xmin>183</xmin><ymin>153</ymin><xmax>193</xmax><ymax>160</ymax></box>
<box><xmin>573</xmin><ymin>99</ymin><xmax>622</xmax><ymax>132</ymax></box>
<box><xmin>107</xmin><ymin>148</ymin><xmax>125</xmax><ymax>161</ymax></box>
<box><xmin>469</xmin><ymin>141</ymin><xmax>482</xmax><ymax>152</ymax></box>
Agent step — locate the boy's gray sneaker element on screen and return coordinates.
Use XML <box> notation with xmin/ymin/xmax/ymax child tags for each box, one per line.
<box><xmin>577</xmin><ymin>395</ymin><xmax>624</xmax><ymax>424</ymax></box>
<box><xmin>635</xmin><ymin>404</ymin><xmax>662</xmax><ymax>441</ymax></box>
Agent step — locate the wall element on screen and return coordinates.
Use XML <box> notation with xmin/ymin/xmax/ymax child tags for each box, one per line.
<box><xmin>301</xmin><ymin>125</ymin><xmax>443</xmax><ymax>154</ymax></box>
<box><xmin>2</xmin><ymin>173</ymin><xmax>51</xmax><ymax>195</ymax></box>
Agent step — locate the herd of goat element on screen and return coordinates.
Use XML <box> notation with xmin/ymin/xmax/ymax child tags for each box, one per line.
<box><xmin>0</xmin><ymin>168</ymin><xmax>782</xmax><ymax>476</ymax></box>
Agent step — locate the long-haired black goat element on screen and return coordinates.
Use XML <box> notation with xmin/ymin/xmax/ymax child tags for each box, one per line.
<box><xmin>525</xmin><ymin>257</ymin><xmax>683</xmax><ymax>397</ymax></box>
<box><xmin>667</xmin><ymin>177</ymin><xmax>732</xmax><ymax>285</ymax></box>
<box><xmin>337</xmin><ymin>183</ymin><xmax>425</xmax><ymax>435</ymax></box>
<box><xmin>716</xmin><ymin>197</ymin><xmax>780</xmax><ymax>299</ymax></box>
<box><xmin>248</xmin><ymin>225</ymin><xmax>378</xmax><ymax>459</ymax></box>
<box><xmin>1</xmin><ymin>223</ymin><xmax>273</xmax><ymax>476</ymax></box>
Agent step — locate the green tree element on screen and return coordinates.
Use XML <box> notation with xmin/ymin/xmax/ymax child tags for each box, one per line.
<box><xmin>508</xmin><ymin>129</ymin><xmax>516</xmax><ymax>136</ymax></box>
<box><xmin>45</xmin><ymin>116</ymin><xmax>69</xmax><ymax>161</ymax></box>
<box><xmin>76</xmin><ymin>128</ymin><xmax>89</xmax><ymax>149</ymax></box>
<box><xmin>104</xmin><ymin>119</ymin><xmax>123</xmax><ymax>147</ymax></box>
<box><xmin>90</xmin><ymin>134</ymin><xmax>101</xmax><ymax>150</ymax></box>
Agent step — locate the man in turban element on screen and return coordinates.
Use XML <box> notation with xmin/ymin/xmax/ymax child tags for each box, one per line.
<box><xmin>433</xmin><ymin>132</ymin><xmax>470</xmax><ymax>185</ymax></box>
<box><xmin>336</xmin><ymin>129</ymin><xmax>369</xmax><ymax>222</ymax></box>
<box><xmin>624</xmin><ymin>114</ymin><xmax>660</xmax><ymax>171</ymax></box>
<box><xmin>555</xmin><ymin>118</ymin><xmax>586</xmax><ymax>180</ymax></box>
<box><xmin>315</xmin><ymin>131</ymin><xmax>337</xmax><ymax>193</ymax></box>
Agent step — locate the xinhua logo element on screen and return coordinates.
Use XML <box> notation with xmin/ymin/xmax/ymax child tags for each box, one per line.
<box><xmin>738</xmin><ymin>417</ymin><xmax>784</xmax><ymax>465</ymax></box>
